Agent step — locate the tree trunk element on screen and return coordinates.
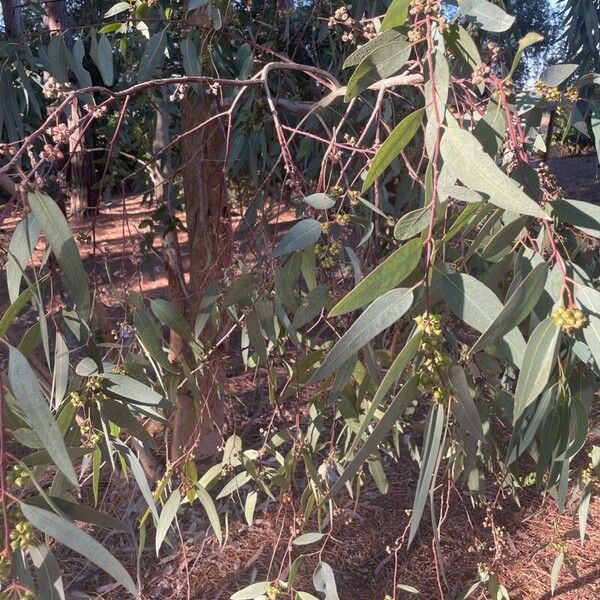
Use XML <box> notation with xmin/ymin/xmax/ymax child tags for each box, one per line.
<box><xmin>1</xmin><ymin>0</ymin><xmax>22</xmax><ymax>40</ymax></box>
<box><xmin>43</xmin><ymin>0</ymin><xmax>96</xmax><ymax>221</ymax></box>
<box><xmin>169</xmin><ymin>88</ymin><xmax>231</xmax><ymax>461</ymax></box>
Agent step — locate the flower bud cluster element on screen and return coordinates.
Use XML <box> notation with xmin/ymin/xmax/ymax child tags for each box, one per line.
<box><xmin>415</xmin><ymin>313</ymin><xmax>451</xmax><ymax>403</ymax></box>
<box><xmin>42</xmin><ymin>76</ymin><xmax>72</xmax><ymax>100</ymax></box>
<box><xmin>552</xmin><ymin>306</ymin><xmax>587</xmax><ymax>333</ymax></box>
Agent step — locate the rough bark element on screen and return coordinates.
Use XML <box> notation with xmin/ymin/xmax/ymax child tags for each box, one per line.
<box><xmin>169</xmin><ymin>88</ymin><xmax>231</xmax><ymax>461</ymax></box>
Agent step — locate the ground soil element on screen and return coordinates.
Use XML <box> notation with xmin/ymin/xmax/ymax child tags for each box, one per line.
<box><xmin>1</xmin><ymin>156</ymin><xmax>600</xmax><ymax>599</ymax></box>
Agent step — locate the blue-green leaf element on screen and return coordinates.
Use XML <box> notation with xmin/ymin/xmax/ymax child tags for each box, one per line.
<box><xmin>8</xmin><ymin>347</ymin><xmax>78</xmax><ymax>487</ymax></box>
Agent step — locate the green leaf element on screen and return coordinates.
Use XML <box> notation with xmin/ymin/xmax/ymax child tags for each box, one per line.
<box><xmin>440</xmin><ymin>271</ymin><xmax>525</xmax><ymax>367</ymax></box>
<box><xmin>458</xmin><ymin>0</ymin><xmax>515</xmax><ymax>32</ymax></box>
<box><xmin>273</xmin><ymin>219</ymin><xmax>321</xmax><ymax>258</ymax></box>
<box><xmin>440</xmin><ymin>128</ymin><xmax>547</xmax><ymax>220</ymax></box>
<box><xmin>150</xmin><ymin>299</ymin><xmax>191</xmax><ymax>340</ymax></box>
<box><xmin>513</xmin><ymin>318</ymin><xmax>561</xmax><ymax>421</ymax></box>
<box><xmin>479</xmin><ymin>215</ymin><xmax>529</xmax><ymax>260</ymax></box>
<box><xmin>155</xmin><ymin>489</ymin><xmax>181</xmax><ymax>554</ymax></box>
<box><xmin>448</xmin><ymin>365</ymin><xmax>484</xmax><ymax>440</ymax></box>
<box><xmin>313</xmin><ymin>562</ymin><xmax>340</xmax><ymax>600</ymax></box>
<box><xmin>96</xmin><ymin>35</ymin><xmax>114</xmax><ymax>86</ymax></box>
<box><xmin>473</xmin><ymin>97</ymin><xmax>507</xmax><ymax>157</ymax></box>
<box><xmin>330</xmin><ymin>239</ymin><xmax>420</xmax><ymax>316</ymax></box>
<box><xmin>0</xmin><ymin>287</ymin><xmax>34</xmax><ymax>339</ymax></box>
<box><xmin>25</xmin><ymin>496</ymin><xmax>129</xmax><ymax>532</ymax></box>
<box><xmin>507</xmin><ymin>32</ymin><xmax>544</xmax><ymax>80</ymax></box>
<box><xmin>325</xmin><ymin>376</ymin><xmax>419</xmax><ymax>501</ymax></box>
<box><xmin>293</xmin><ymin>532</ymin><xmax>324</xmax><ymax>546</ymax></box>
<box><xmin>99</xmin><ymin>373</ymin><xmax>163</xmax><ymax>405</ymax></box>
<box><xmin>591</xmin><ymin>102</ymin><xmax>600</xmax><ymax>160</ymax></box>
<box><xmin>575</xmin><ymin>286</ymin><xmax>600</xmax><ymax>369</ymax></box>
<box><xmin>394</xmin><ymin>207</ymin><xmax>430</xmax><ymax>241</ymax></box>
<box><xmin>408</xmin><ymin>402</ymin><xmax>445</xmax><ymax>546</ymax></box>
<box><xmin>344</xmin><ymin>30</ymin><xmax>400</xmax><ymax>69</ymax></box>
<box><xmin>470</xmin><ymin>263</ymin><xmax>548</xmax><ymax>357</ymax></box>
<box><xmin>297</xmin><ymin>593</ymin><xmax>320</xmax><ymax>600</ymax></box>
<box><xmin>310</xmin><ymin>288</ymin><xmax>414</xmax><ymax>384</ymax></box>
<box><xmin>104</xmin><ymin>2</ymin><xmax>129</xmax><ymax>17</ymax></box>
<box><xmin>196</xmin><ymin>483</ymin><xmax>223</xmax><ymax>544</ymax></box>
<box><xmin>444</xmin><ymin>25</ymin><xmax>482</xmax><ymax>72</ymax></box>
<box><xmin>578</xmin><ymin>484</ymin><xmax>592</xmax><ymax>544</ymax></box>
<box><xmin>52</xmin><ymin>333</ymin><xmax>69</xmax><ymax>408</ymax></box>
<box><xmin>230</xmin><ymin>582</ymin><xmax>269</xmax><ymax>599</ymax></box>
<box><xmin>29</xmin><ymin>545</ymin><xmax>65</xmax><ymax>600</ymax></box>
<box><xmin>138</xmin><ymin>30</ymin><xmax>168</xmax><ymax>83</ymax></box>
<box><xmin>7</xmin><ymin>213</ymin><xmax>40</xmax><ymax>304</ymax></box>
<box><xmin>550</xmin><ymin>551</ymin><xmax>564</xmax><ymax>595</ymax></box>
<box><xmin>303</xmin><ymin>193</ymin><xmax>335</xmax><ymax>210</ymax></box>
<box><xmin>397</xmin><ymin>584</ymin><xmax>420</xmax><ymax>594</ymax></box>
<box><xmin>28</xmin><ymin>192</ymin><xmax>91</xmax><ymax>320</ymax></box>
<box><xmin>8</xmin><ymin>347</ymin><xmax>78</xmax><ymax>487</ymax></box>
<box><xmin>345</xmin><ymin>32</ymin><xmax>412</xmax><ymax>100</ymax></box>
<box><xmin>115</xmin><ymin>442</ymin><xmax>159</xmax><ymax>521</ymax></box>
<box><xmin>540</xmin><ymin>63</ymin><xmax>578</xmax><ymax>87</ymax></box>
<box><xmin>21</xmin><ymin>504</ymin><xmax>136</xmax><ymax>596</ymax></box>
<box><xmin>293</xmin><ymin>284</ymin><xmax>328</xmax><ymax>329</ymax></box>
<box><xmin>381</xmin><ymin>0</ymin><xmax>411</xmax><ymax>30</ymax></box>
<box><xmin>362</xmin><ymin>108</ymin><xmax>425</xmax><ymax>193</ymax></box>
<box><xmin>553</xmin><ymin>198</ymin><xmax>600</xmax><ymax>239</ymax></box>
<box><xmin>507</xmin><ymin>387</ymin><xmax>554</xmax><ymax>464</ymax></box>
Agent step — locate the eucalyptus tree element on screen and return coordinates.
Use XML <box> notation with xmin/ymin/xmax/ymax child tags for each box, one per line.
<box><xmin>1</xmin><ymin>1</ymin><xmax>600</xmax><ymax>599</ymax></box>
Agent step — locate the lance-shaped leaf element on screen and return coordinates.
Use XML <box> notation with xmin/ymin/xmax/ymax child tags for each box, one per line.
<box><xmin>330</xmin><ymin>238</ymin><xmax>421</xmax><ymax>316</ymax></box>
<box><xmin>552</xmin><ymin>198</ymin><xmax>600</xmax><ymax>239</ymax></box>
<box><xmin>408</xmin><ymin>402</ymin><xmax>445</xmax><ymax>546</ymax></box>
<box><xmin>458</xmin><ymin>0</ymin><xmax>515</xmax><ymax>32</ymax></box>
<box><xmin>480</xmin><ymin>215</ymin><xmax>529</xmax><ymax>260</ymax></box>
<box><xmin>345</xmin><ymin>32</ymin><xmax>412</xmax><ymax>100</ymax></box>
<box><xmin>21</xmin><ymin>504</ymin><xmax>136</xmax><ymax>596</ymax></box>
<box><xmin>507</xmin><ymin>32</ymin><xmax>544</xmax><ymax>80</ymax></box>
<box><xmin>99</xmin><ymin>373</ymin><xmax>163</xmax><ymax>405</ymax></box>
<box><xmin>7</xmin><ymin>213</ymin><xmax>40</xmax><ymax>304</ymax></box>
<box><xmin>440</xmin><ymin>271</ymin><xmax>526</xmax><ymax>367</ymax></box>
<box><xmin>96</xmin><ymin>35</ymin><xmax>114</xmax><ymax>86</ymax></box>
<box><xmin>273</xmin><ymin>219</ymin><xmax>321</xmax><ymax>258</ymax></box>
<box><xmin>313</xmin><ymin>562</ymin><xmax>340</xmax><ymax>600</ymax></box>
<box><xmin>470</xmin><ymin>262</ymin><xmax>548</xmax><ymax>357</ymax></box>
<box><xmin>8</xmin><ymin>347</ymin><xmax>78</xmax><ymax>487</ymax></box>
<box><xmin>303</xmin><ymin>193</ymin><xmax>335</xmax><ymax>210</ymax></box>
<box><xmin>440</xmin><ymin>128</ymin><xmax>548</xmax><ymax>219</ymax></box>
<box><xmin>230</xmin><ymin>582</ymin><xmax>270</xmax><ymax>600</ymax></box>
<box><xmin>394</xmin><ymin>207</ymin><xmax>431</xmax><ymax>241</ymax></box>
<box><xmin>381</xmin><ymin>0</ymin><xmax>411</xmax><ymax>30</ymax></box>
<box><xmin>325</xmin><ymin>376</ymin><xmax>419</xmax><ymax>501</ymax></box>
<box><xmin>309</xmin><ymin>288</ymin><xmax>414</xmax><ymax>384</ymax></box>
<box><xmin>513</xmin><ymin>317</ymin><xmax>561</xmax><ymax>421</ymax></box>
<box><xmin>138</xmin><ymin>30</ymin><xmax>168</xmax><ymax>83</ymax></box>
<box><xmin>155</xmin><ymin>489</ymin><xmax>182</xmax><ymax>554</ymax></box>
<box><xmin>196</xmin><ymin>484</ymin><xmax>223</xmax><ymax>544</ymax></box>
<box><xmin>293</xmin><ymin>284</ymin><xmax>328</xmax><ymax>329</ymax></box>
<box><xmin>28</xmin><ymin>192</ymin><xmax>91</xmax><ymax>320</ymax></box>
<box><xmin>362</xmin><ymin>108</ymin><xmax>425</xmax><ymax>193</ymax></box>
<box><xmin>29</xmin><ymin>545</ymin><xmax>65</xmax><ymax>600</ymax></box>
<box><xmin>539</xmin><ymin>63</ymin><xmax>578</xmax><ymax>87</ymax></box>
<box><xmin>448</xmin><ymin>365</ymin><xmax>484</xmax><ymax>440</ymax></box>
<box><xmin>575</xmin><ymin>286</ymin><xmax>600</xmax><ymax>369</ymax></box>
<box><xmin>150</xmin><ymin>299</ymin><xmax>192</xmax><ymax>340</ymax></box>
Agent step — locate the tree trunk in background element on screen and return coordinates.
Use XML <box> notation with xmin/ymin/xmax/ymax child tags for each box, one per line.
<box><xmin>170</xmin><ymin>88</ymin><xmax>231</xmax><ymax>461</ymax></box>
<box><xmin>44</xmin><ymin>0</ymin><xmax>96</xmax><ymax>221</ymax></box>
<box><xmin>1</xmin><ymin>0</ymin><xmax>22</xmax><ymax>40</ymax></box>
